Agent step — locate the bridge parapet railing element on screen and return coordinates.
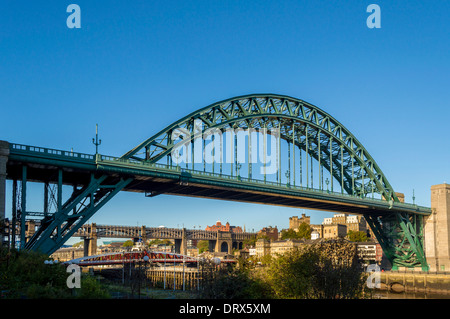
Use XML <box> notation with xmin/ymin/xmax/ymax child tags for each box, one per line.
<box><xmin>99</xmin><ymin>153</ymin><xmax>357</xmax><ymax>197</ymax></box>
<box><xmin>187</xmin><ymin>230</ymin><xmax>217</xmax><ymax>240</ymax></box>
<box><xmin>99</xmin><ymin>154</ymin><xmax>182</xmax><ymax>171</ymax></box>
<box><xmin>10</xmin><ymin>143</ymin><xmax>429</xmax><ymax>214</ymax></box>
<box><xmin>146</xmin><ymin>227</ymin><xmax>183</xmax><ymax>239</ymax></box>
<box><xmin>10</xmin><ymin>143</ymin><xmax>95</xmax><ymax>161</ymax></box>
<box><xmin>99</xmin><ymin>155</ymin><xmax>429</xmax><ymax>211</ymax></box>
<box><xmin>232</xmin><ymin>232</ymin><xmax>258</xmax><ymax>240</ymax></box>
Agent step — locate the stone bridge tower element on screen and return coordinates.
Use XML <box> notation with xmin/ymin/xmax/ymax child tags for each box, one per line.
<box><xmin>425</xmin><ymin>183</ymin><xmax>450</xmax><ymax>271</ymax></box>
<box><xmin>215</xmin><ymin>231</ymin><xmax>233</xmax><ymax>254</ymax></box>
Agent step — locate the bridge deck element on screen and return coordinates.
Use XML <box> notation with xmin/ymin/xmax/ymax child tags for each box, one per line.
<box><xmin>6</xmin><ymin>143</ymin><xmax>432</xmax><ymax>216</ymax></box>
<box><xmin>64</xmin><ymin>250</ymin><xmax>236</xmax><ymax>266</ymax></box>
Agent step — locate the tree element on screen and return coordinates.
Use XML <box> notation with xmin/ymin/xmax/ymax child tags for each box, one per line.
<box><xmin>297</xmin><ymin>222</ymin><xmax>312</xmax><ymax>239</ymax></box>
<box><xmin>280</xmin><ymin>223</ymin><xmax>312</xmax><ymax>240</ymax></box>
<box><xmin>149</xmin><ymin>239</ymin><xmax>172</xmax><ymax>246</ymax></box>
<box><xmin>72</xmin><ymin>241</ymin><xmax>84</xmax><ymax>248</ymax></box>
<box><xmin>308</xmin><ymin>239</ymin><xmax>366</xmax><ymax>299</ymax></box>
<box><xmin>348</xmin><ymin>230</ymin><xmax>368</xmax><ymax>242</ymax></box>
<box><xmin>197</xmin><ymin>240</ymin><xmax>209</xmax><ymax>253</ymax></box>
<box><xmin>0</xmin><ymin>247</ymin><xmax>110</xmax><ymax>299</ymax></box>
<box><xmin>280</xmin><ymin>228</ymin><xmax>299</xmax><ymax>240</ymax></box>
<box><xmin>197</xmin><ymin>262</ymin><xmax>272</xmax><ymax>299</ymax></box>
<box><xmin>0</xmin><ymin>248</ymin><xmax>70</xmax><ymax>298</ymax></box>
<box><xmin>243</xmin><ymin>238</ymin><xmax>256</xmax><ymax>247</ymax></box>
<box><xmin>123</xmin><ymin>240</ymin><xmax>134</xmax><ymax>248</ymax></box>
<box><xmin>265</xmin><ymin>239</ymin><xmax>367</xmax><ymax>299</ymax></box>
<box><xmin>256</xmin><ymin>234</ymin><xmax>270</xmax><ymax>241</ymax></box>
<box><xmin>266</xmin><ymin>247</ymin><xmax>317</xmax><ymax>298</ymax></box>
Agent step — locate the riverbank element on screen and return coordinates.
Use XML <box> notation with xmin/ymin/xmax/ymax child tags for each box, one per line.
<box><xmin>376</xmin><ymin>271</ymin><xmax>450</xmax><ymax>296</ymax></box>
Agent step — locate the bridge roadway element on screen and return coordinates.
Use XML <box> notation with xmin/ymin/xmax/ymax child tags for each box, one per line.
<box><xmin>3</xmin><ymin>142</ymin><xmax>433</xmax><ymax>269</ymax></box>
<box><xmin>73</xmin><ymin>223</ymin><xmax>256</xmax><ymax>256</ymax></box>
<box><xmin>6</xmin><ymin>143</ymin><xmax>431</xmax><ymax>216</ymax></box>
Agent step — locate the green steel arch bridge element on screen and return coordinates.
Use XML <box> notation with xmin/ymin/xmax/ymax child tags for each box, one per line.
<box><xmin>3</xmin><ymin>94</ymin><xmax>431</xmax><ymax>270</ymax></box>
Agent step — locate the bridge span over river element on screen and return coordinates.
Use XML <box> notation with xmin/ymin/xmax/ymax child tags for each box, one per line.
<box><xmin>1</xmin><ymin>94</ymin><xmax>448</xmax><ymax>271</ymax></box>
<box><xmin>72</xmin><ymin>223</ymin><xmax>256</xmax><ymax>256</ymax></box>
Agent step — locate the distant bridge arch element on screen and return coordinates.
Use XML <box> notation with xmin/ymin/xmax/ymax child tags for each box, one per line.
<box><xmin>220</xmin><ymin>242</ymin><xmax>228</xmax><ymax>253</ymax></box>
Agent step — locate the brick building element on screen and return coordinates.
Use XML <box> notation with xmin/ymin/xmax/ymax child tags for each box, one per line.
<box><xmin>205</xmin><ymin>220</ymin><xmax>243</xmax><ymax>233</ymax></box>
<box><xmin>257</xmin><ymin>226</ymin><xmax>278</xmax><ymax>241</ymax></box>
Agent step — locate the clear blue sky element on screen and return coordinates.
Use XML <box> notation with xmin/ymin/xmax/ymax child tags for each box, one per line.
<box><xmin>1</xmin><ymin>1</ymin><xmax>449</xmax><ymax>243</ymax></box>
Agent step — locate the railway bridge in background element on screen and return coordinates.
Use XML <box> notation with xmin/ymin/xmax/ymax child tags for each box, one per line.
<box><xmin>75</xmin><ymin>223</ymin><xmax>255</xmax><ymax>256</ymax></box>
<box><xmin>0</xmin><ymin>94</ymin><xmax>447</xmax><ymax>271</ymax></box>
<box><xmin>23</xmin><ymin>222</ymin><xmax>256</xmax><ymax>256</ymax></box>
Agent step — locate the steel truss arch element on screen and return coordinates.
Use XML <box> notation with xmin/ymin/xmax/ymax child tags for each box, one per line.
<box><xmin>123</xmin><ymin>94</ymin><xmax>399</xmax><ymax>202</ymax></box>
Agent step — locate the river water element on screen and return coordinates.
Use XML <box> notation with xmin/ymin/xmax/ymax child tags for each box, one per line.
<box><xmin>373</xmin><ymin>290</ymin><xmax>450</xmax><ymax>299</ymax></box>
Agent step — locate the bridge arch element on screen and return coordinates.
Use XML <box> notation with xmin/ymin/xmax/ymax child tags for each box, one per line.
<box><xmin>5</xmin><ymin>93</ymin><xmax>430</xmax><ymax>268</ymax></box>
<box><xmin>122</xmin><ymin>94</ymin><xmax>398</xmax><ymax>202</ymax></box>
<box><xmin>220</xmin><ymin>242</ymin><xmax>228</xmax><ymax>253</ymax></box>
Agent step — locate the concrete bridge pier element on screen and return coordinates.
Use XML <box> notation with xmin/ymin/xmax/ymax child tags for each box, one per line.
<box><xmin>83</xmin><ymin>236</ymin><xmax>97</xmax><ymax>256</ymax></box>
<box><xmin>208</xmin><ymin>240</ymin><xmax>216</xmax><ymax>252</ymax></box>
<box><xmin>140</xmin><ymin>225</ymin><xmax>147</xmax><ymax>245</ymax></box>
<box><xmin>83</xmin><ymin>223</ymin><xmax>97</xmax><ymax>256</ymax></box>
<box><xmin>174</xmin><ymin>228</ymin><xmax>187</xmax><ymax>255</ymax></box>
<box><xmin>425</xmin><ymin>183</ymin><xmax>450</xmax><ymax>271</ymax></box>
<box><xmin>0</xmin><ymin>141</ymin><xmax>9</xmax><ymax>247</ymax></box>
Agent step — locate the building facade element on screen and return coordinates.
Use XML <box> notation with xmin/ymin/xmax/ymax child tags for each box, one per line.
<box><xmin>255</xmin><ymin>238</ymin><xmax>271</xmax><ymax>257</ymax></box>
<box><xmin>257</xmin><ymin>226</ymin><xmax>278</xmax><ymax>241</ymax></box>
<box><xmin>323</xmin><ymin>213</ymin><xmax>368</xmax><ymax>234</ymax></box>
<box><xmin>205</xmin><ymin>220</ymin><xmax>243</xmax><ymax>233</ymax></box>
<box><xmin>255</xmin><ymin>238</ymin><xmax>311</xmax><ymax>258</ymax></box>
<box><xmin>356</xmin><ymin>242</ymin><xmax>383</xmax><ymax>265</ymax></box>
<box><xmin>323</xmin><ymin>224</ymin><xmax>347</xmax><ymax>239</ymax></box>
<box><xmin>289</xmin><ymin>214</ymin><xmax>311</xmax><ymax>230</ymax></box>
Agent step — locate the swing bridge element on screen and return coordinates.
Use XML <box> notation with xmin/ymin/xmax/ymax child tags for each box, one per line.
<box><xmin>63</xmin><ymin>250</ymin><xmax>235</xmax><ymax>267</ymax></box>
<box><xmin>1</xmin><ymin>94</ymin><xmax>432</xmax><ymax>270</ymax></box>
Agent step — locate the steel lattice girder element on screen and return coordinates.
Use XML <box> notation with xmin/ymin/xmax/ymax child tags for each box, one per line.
<box><xmin>121</xmin><ymin>93</ymin><xmax>429</xmax><ymax>269</ymax></box>
<box><xmin>9</xmin><ymin>94</ymin><xmax>429</xmax><ymax>267</ymax></box>
<box><xmin>365</xmin><ymin>212</ymin><xmax>427</xmax><ymax>270</ymax></box>
<box><xmin>123</xmin><ymin>94</ymin><xmax>399</xmax><ymax>203</ymax></box>
<box><xmin>24</xmin><ymin>174</ymin><xmax>132</xmax><ymax>255</ymax></box>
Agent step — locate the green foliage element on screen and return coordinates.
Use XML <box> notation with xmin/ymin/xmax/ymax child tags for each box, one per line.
<box><xmin>195</xmin><ymin>239</ymin><xmax>368</xmax><ymax>299</ymax></box>
<box><xmin>72</xmin><ymin>241</ymin><xmax>84</xmax><ymax>248</ymax></box>
<box><xmin>0</xmin><ymin>247</ymin><xmax>110</xmax><ymax>299</ymax></box>
<box><xmin>280</xmin><ymin>228</ymin><xmax>298</xmax><ymax>240</ymax></box>
<box><xmin>265</xmin><ymin>240</ymin><xmax>367</xmax><ymax>299</ymax></box>
<box><xmin>77</xmin><ymin>275</ymin><xmax>110</xmax><ymax>299</ymax></box>
<box><xmin>197</xmin><ymin>240</ymin><xmax>209</xmax><ymax>253</ymax></box>
<box><xmin>347</xmin><ymin>230</ymin><xmax>368</xmax><ymax>242</ymax></box>
<box><xmin>297</xmin><ymin>223</ymin><xmax>312</xmax><ymax>239</ymax></box>
<box><xmin>259</xmin><ymin>254</ymin><xmax>273</xmax><ymax>266</ymax></box>
<box><xmin>197</xmin><ymin>263</ymin><xmax>272</xmax><ymax>299</ymax></box>
<box><xmin>122</xmin><ymin>240</ymin><xmax>134</xmax><ymax>247</ymax></box>
<box><xmin>243</xmin><ymin>238</ymin><xmax>256</xmax><ymax>247</ymax></box>
<box><xmin>280</xmin><ymin>223</ymin><xmax>312</xmax><ymax>240</ymax></box>
<box><xmin>0</xmin><ymin>248</ymin><xmax>70</xmax><ymax>298</ymax></box>
<box><xmin>149</xmin><ymin>239</ymin><xmax>173</xmax><ymax>246</ymax></box>
<box><xmin>256</xmin><ymin>234</ymin><xmax>270</xmax><ymax>240</ymax></box>
<box><xmin>266</xmin><ymin>247</ymin><xmax>318</xmax><ymax>298</ymax></box>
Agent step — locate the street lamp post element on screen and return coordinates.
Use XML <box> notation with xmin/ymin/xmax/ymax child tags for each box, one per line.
<box><xmin>92</xmin><ymin>124</ymin><xmax>102</xmax><ymax>155</ymax></box>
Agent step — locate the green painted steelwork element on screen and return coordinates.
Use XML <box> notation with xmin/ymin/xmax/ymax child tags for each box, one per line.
<box><xmin>123</xmin><ymin>94</ymin><xmax>400</xmax><ymax>203</ymax></box>
<box><xmin>365</xmin><ymin>213</ymin><xmax>427</xmax><ymax>270</ymax></box>
<box><xmin>23</xmin><ymin>173</ymin><xmax>132</xmax><ymax>255</ymax></box>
